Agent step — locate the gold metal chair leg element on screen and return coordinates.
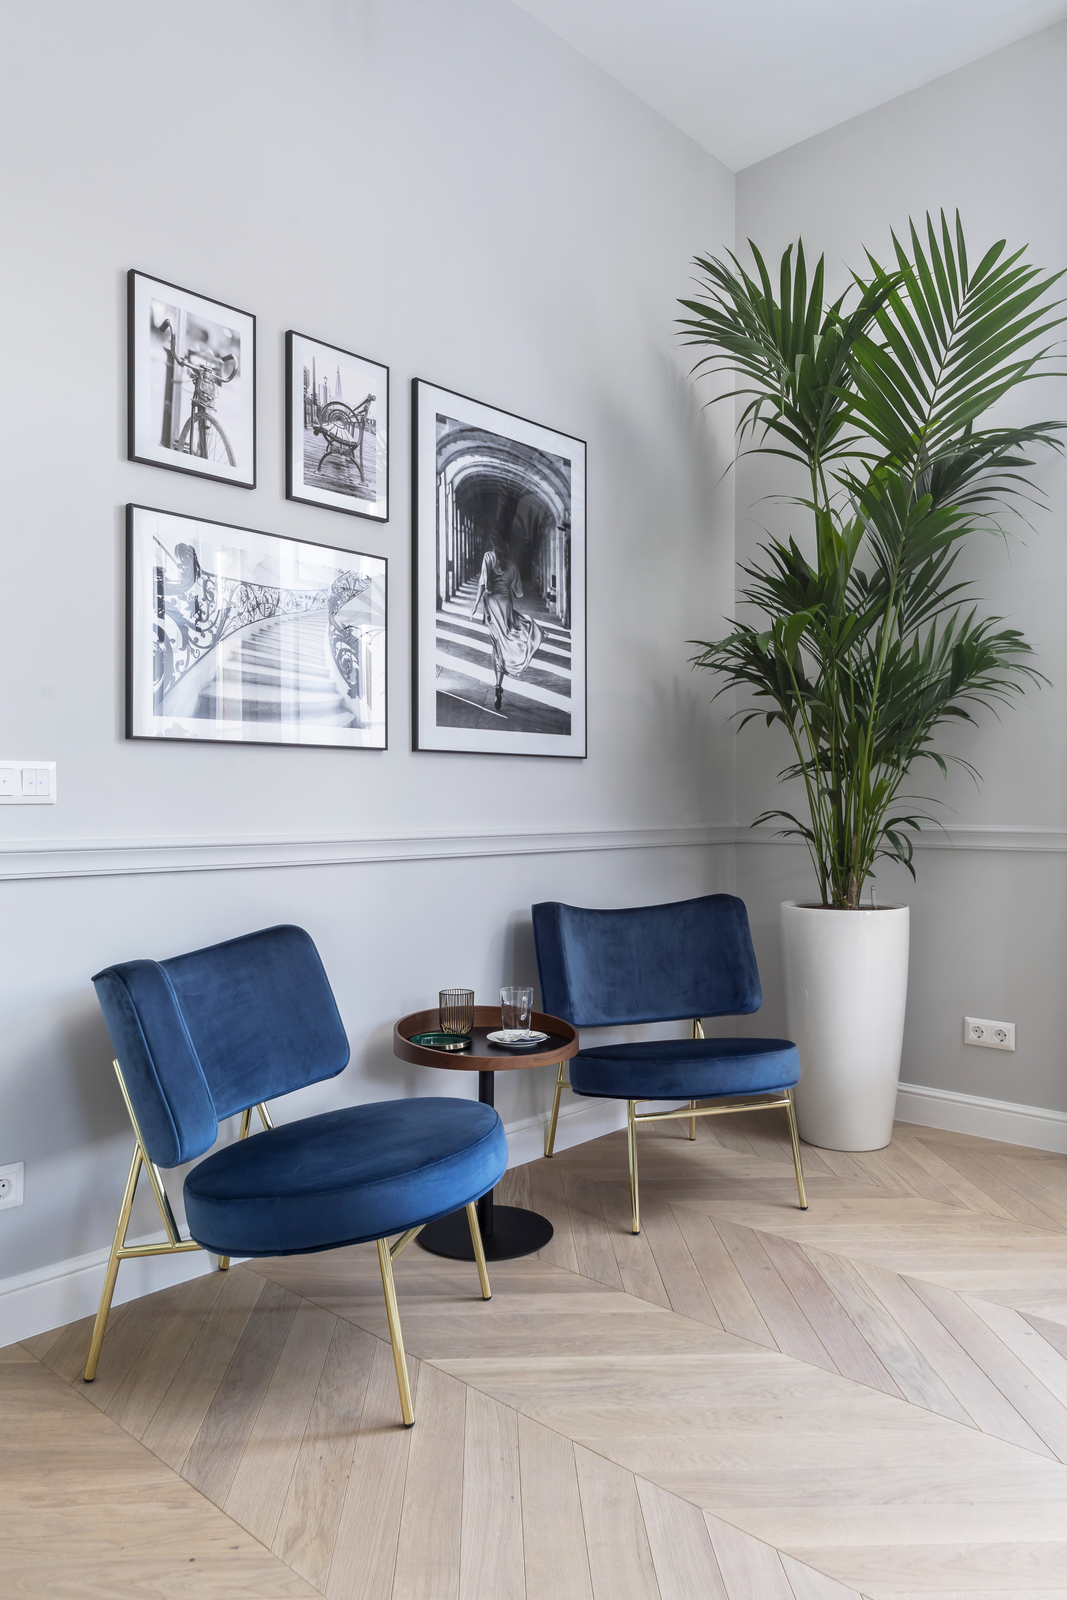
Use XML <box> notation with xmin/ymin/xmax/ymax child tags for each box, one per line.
<box><xmin>689</xmin><ymin>1019</ymin><xmax>704</xmax><ymax>1140</ymax></box>
<box><xmin>786</xmin><ymin>1089</ymin><xmax>808</xmax><ymax>1210</ymax></box>
<box><xmin>84</xmin><ymin>1144</ymin><xmax>142</xmax><ymax>1381</ymax></box>
<box><xmin>377</xmin><ymin>1237</ymin><xmax>415</xmax><ymax>1426</ymax></box>
<box><xmin>626</xmin><ymin>1099</ymin><xmax>640</xmax><ymax>1234</ymax></box>
<box><xmin>545</xmin><ymin>1060</ymin><xmax>566</xmax><ymax>1156</ymax></box>
<box><xmin>219</xmin><ymin>1106</ymin><xmax>255</xmax><ymax>1271</ymax></box>
<box><xmin>466</xmin><ymin>1202</ymin><xmax>492</xmax><ymax>1300</ymax></box>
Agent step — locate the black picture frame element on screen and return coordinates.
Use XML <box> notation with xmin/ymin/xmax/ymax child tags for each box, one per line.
<box><xmin>411</xmin><ymin>379</ymin><xmax>587</xmax><ymax>758</ymax></box>
<box><xmin>126</xmin><ymin>504</ymin><xmax>387</xmax><ymax>751</ymax></box>
<box><xmin>286</xmin><ymin>331</ymin><xmax>389</xmax><ymax>522</ymax></box>
<box><xmin>127</xmin><ymin>269</ymin><xmax>256</xmax><ymax>489</ymax></box>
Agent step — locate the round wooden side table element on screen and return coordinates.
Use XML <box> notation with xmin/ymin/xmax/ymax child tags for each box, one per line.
<box><xmin>393</xmin><ymin>1006</ymin><xmax>579</xmax><ymax>1261</ymax></box>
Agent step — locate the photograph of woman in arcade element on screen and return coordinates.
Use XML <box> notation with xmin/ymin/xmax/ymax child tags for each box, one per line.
<box><xmin>470</xmin><ymin>532</ymin><xmax>543</xmax><ymax>711</ymax></box>
<box><xmin>412</xmin><ymin>379</ymin><xmax>585</xmax><ymax>757</ymax></box>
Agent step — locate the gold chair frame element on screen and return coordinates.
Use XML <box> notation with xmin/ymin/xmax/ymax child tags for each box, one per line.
<box><xmin>543</xmin><ymin>1020</ymin><xmax>807</xmax><ymax>1232</ymax></box>
<box><xmin>84</xmin><ymin>1059</ymin><xmax>492</xmax><ymax>1425</ymax></box>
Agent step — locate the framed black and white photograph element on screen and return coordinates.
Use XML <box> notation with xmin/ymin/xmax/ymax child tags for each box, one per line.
<box><xmin>128</xmin><ymin>270</ymin><xmax>256</xmax><ymax>488</ymax></box>
<box><xmin>127</xmin><ymin>505</ymin><xmax>386</xmax><ymax>750</ymax></box>
<box><xmin>412</xmin><ymin>380</ymin><xmax>586</xmax><ymax>758</ymax></box>
<box><xmin>287</xmin><ymin>331</ymin><xmax>388</xmax><ymax>521</ymax></box>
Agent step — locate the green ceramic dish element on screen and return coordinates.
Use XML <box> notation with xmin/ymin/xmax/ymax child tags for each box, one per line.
<box><xmin>410</xmin><ymin>1030</ymin><xmax>472</xmax><ymax>1052</ymax></box>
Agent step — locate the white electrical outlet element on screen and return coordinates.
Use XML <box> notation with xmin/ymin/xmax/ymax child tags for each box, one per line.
<box><xmin>964</xmin><ymin>1017</ymin><xmax>1016</xmax><ymax>1051</ymax></box>
<box><xmin>0</xmin><ymin>1162</ymin><xmax>24</xmax><ymax>1209</ymax></box>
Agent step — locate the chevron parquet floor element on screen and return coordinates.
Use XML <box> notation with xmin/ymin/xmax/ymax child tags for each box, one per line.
<box><xmin>8</xmin><ymin>1114</ymin><xmax>1067</xmax><ymax>1597</ymax></box>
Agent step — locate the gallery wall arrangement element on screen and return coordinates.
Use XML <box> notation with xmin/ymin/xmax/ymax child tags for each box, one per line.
<box><xmin>123</xmin><ymin>273</ymin><xmax>586</xmax><ymax>760</ymax></box>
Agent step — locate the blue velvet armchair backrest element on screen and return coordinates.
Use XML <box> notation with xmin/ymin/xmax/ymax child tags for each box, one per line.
<box><xmin>532</xmin><ymin>894</ymin><xmax>763</xmax><ymax>1028</ymax></box>
<box><xmin>92</xmin><ymin>924</ymin><xmax>350</xmax><ymax>1168</ymax></box>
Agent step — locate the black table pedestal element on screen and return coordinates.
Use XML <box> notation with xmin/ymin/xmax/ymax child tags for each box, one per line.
<box><xmin>417</xmin><ymin>1068</ymin><xmax>554</xmax><ymax>1262</ymax></box>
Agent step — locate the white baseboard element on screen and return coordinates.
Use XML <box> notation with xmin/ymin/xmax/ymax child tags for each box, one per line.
<box><xmin>896</xmin><ymin>1080</ymin><xmax>1067</xmax><ymax>1154</ymax></box>
<box><xmin>503</xmin><ymin>1095</ymin><xmax>626</xmax><ymax>1167</ymax></box>
<box><xmin>0</xmin><ymin>1097</ymin><xmax>626</xmax><ymax>1350</ymax></box>
<box><xmin>0</xmin><ymin>1230</ymin><xmax>222</xmax><ymax>1351</ymax></box>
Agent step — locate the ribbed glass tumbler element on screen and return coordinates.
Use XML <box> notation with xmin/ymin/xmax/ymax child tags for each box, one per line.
<box><xmin>439</xmin><ymin>988</ymin><xmax>475</xmax><ymax>1038</ymax></box>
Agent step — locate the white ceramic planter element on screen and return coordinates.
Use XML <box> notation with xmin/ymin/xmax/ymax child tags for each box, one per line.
<box><xmin>781</xmin><ymin>901</ymin><xmax>910</xmax><ymax>1151</ymax></box>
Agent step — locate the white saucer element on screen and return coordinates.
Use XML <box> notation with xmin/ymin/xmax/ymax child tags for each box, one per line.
<box><xmin>486</xmin><ymin>1029</ymin><xmax>548</xmax><ymax>1048</ymax></box>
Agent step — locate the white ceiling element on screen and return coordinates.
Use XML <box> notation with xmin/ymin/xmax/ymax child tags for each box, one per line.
<box><xmin>513</xmin><ymin>0</ymin><xmax>1067</xmax><ymax>170</ymax></box>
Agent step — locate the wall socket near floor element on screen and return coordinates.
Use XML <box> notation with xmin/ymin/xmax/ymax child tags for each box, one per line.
<box><xmin>0</xmin><ymin>1162</ymin><xmax>24</xmax><ymax>1209</ymax></box>
<box><xmin>0</xmin><ymin>761</ymin><xmax>56</xmax><ymax>803</ymax></box>
<box><xmin>964</xmin><ymin>1017</ymin><xmax>1016</xmax><ymax>1051</ymax></box>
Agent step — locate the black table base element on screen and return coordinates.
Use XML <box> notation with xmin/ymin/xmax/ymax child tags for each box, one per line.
<box><xmin>417</xmin><ymin>1067</ymin><xmax>554</xmax><ymax>1262</ymax></box>
<box><xmin>418</xmin><ymin>1202</ymin><xmax>554</xmax><ymax>1261</ymax></box>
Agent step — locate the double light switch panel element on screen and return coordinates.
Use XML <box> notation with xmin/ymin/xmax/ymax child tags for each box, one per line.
<box><xmin>0</xmin><ymin>761</ymin><xmax>57</xmax><ymax>802</ymax></box>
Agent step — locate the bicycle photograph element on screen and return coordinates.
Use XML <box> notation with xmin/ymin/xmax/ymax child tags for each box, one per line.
<box><xmin>161</xmin><ymin>317</ymin><xmax>237</xmax><ymax>466</ymax></box>
<box><xmin>128</xmin><ymin>269</ymin><xmax>256</xmax><ymax>487</ymax></box>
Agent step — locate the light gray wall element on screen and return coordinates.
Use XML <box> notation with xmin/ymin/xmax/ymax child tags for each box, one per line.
<box><xmin>730</xmin><ymin>25</ymin><xmax>1067</xmax><ymax>1109</ymax></box>
<box><xmin>0</xmin><ymin>0</ymin><xmax>735</xmax><ymax>1287</ymax></box>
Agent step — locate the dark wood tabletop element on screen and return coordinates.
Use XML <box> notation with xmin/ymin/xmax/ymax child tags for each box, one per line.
<box><xmin>393</xmin><ymin>1006</ymin><xmax>578</xmax><ymax>1072</ymax></box>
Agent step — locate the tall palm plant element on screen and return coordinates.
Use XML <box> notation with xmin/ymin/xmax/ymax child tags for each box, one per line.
<box><xmin>680</xmin><ymin>213</ymin><xmax>1064</xmax><ymax>908</ymax></box>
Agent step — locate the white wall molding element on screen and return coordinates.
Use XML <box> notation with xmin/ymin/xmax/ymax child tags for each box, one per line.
<box><xmin>896</xmin><ymin>1080</ymin><xmax>1067</xmax><ymax>1154</ymax></box>
<box><xmin>0</xmin><ymin>1096</ymin><xmax>624</xmax><ymax>1348</ymax></box>
<box><xmin>736</xmin><ymin>822</ymin><xmax>1067</xmax><ymax>855</ymax></box>
<box><xmin>0</xmin><ymin>824</ymin><xmax>735</xmax><ymax>884</ymax></box>
<box><xmin>8</xmin><ymin>820</ymin><xmax>1067</xmax><ymax>885</ymax></box>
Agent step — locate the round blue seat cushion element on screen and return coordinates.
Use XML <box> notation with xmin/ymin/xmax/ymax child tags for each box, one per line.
<box><xmin>570</xmin><ymin>1036</ymin><xmax>800</xmax><ymax>1101</ymax></box>
<box><xmin>183</xmin><ymin>1097</ymin><xmax>507</xmax><ymax>1257</ymax></box>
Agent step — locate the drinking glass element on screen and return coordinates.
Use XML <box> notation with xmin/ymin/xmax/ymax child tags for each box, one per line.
<box><xmin>439</xmin><ymin>989</ymin><xmax>474</xmax><ymax>1038</ymax></box>
<box><xmin>500</xmin><ymin>985</ymin><xmax>534</xmax><ymax>1037</ymax></box>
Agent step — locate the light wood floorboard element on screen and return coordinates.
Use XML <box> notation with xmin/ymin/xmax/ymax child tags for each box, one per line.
<box><xmin>518</xmin><ymin>1414</ymin><xmax>595</xmax><ymax>1600</ymax></box>
<box><xmin>636</xmin><ymin>1475</ymin><xmax>728</xmax><ymax>1600</ymax></box>
<box><xmin>460</xmin><ymin>1388</ymin><xmax>525</xmax><ymax>1600</ymax></box>
<box><xmin>272</xmin><ymin>1318</ymin><xmax>378</xmax><ymax>1591</ymax></box>
<box><xmin>573</xmin><ymin>1444</ymin><xmax>660</xmax><ymax>1600</ymax></box>
<box><xmin>391</xmin><ymin>1363</ymin><xmax>465</xmax><ymax>1600</ymax></box>
<box><xmin>325</xmin><ymin>1339</ymin><xmax>420</xmax><ymax>1600</ymax></box>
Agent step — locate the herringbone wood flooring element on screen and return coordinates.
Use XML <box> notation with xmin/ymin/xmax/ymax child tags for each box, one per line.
<box><xmin>9</xmin><ymin>1115</ymin><xmax>1067</xmax><ymax>1597</ymax></box>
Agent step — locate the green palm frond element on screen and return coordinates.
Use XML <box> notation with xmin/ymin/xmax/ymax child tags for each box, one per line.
<box><xmin>678</xmin><ymin>240</ymin><xmax>899</xmax><ymax>480</ymax></box>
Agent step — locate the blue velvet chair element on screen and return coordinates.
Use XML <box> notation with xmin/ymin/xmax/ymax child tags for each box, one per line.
<box><xmin>532</xmin><ymin>895</ymin><xmax>807</xmax><ymax>1232</ymax></box>
<box><xmin>86</xmin><ymin>924</ymin><xmax>507</xmax><ymax>1426</ymax></box>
